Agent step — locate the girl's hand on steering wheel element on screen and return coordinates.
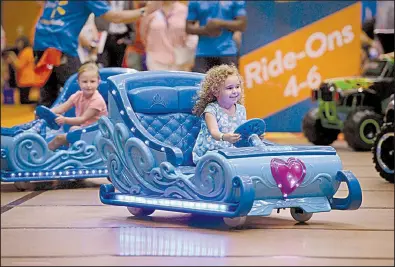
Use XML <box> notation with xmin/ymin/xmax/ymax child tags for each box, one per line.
<box><xmin>223</xmin><ymin>133</ymin><xmax>241</xmax><ymax>144</ymax></box>
<box><xmin>55</xmin><ymin>115</ymin><xmax>67</xmax><ymax>125</ymax></box>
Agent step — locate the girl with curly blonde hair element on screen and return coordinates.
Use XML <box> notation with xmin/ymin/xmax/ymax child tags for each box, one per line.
<box><xmin>192</xmin><ymin>64</ymin><xmax>247</xmax><ymax>164</ymax></box>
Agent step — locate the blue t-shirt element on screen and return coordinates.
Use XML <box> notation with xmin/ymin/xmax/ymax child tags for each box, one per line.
<box><xmin>187</xmin><ymin>1</ymin><xmax>246</xmax><ymax>57</ymax></box>
<box><xmin>33</xmin><ymin>0</ymin><xmax>111</xmax><ymax>57</ymax></box>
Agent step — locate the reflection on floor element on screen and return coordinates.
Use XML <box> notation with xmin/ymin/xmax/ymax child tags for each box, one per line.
<box><xmin>1</xmin><ymin>136</ymin><xmax>393</xmax><ymax>266</ymax></box>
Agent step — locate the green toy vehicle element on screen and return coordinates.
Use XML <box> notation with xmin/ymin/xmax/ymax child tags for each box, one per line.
<box><xmin>303</xmin><ymin>54</ymin><xmax>394</xmax><ymax>151</ymax></box>
<box><xmin>372</xmin><ymin>94</ymin><xmax>394</xmax><ymax>183</ymax></box>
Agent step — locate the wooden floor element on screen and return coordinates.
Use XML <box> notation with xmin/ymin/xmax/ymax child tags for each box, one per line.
<box><xmin>1</xmin><ymin>136</ymin><xmax>393</xmax><ymax>266</ymax></box>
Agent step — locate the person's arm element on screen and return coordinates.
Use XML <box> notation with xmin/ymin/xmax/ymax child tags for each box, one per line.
<box><xmin>57</xmin><ymin>108</ymin><xmax>100</xmax><ymax>126</ymax></box>
<box><xmin>205</xmin><ymin>112</ymin><xmax>226</xmax><ymax>141</ymax></box>
<box><xmin>206</xmin><ymin>1</ymin><xmax>247</xmax><ymax>33</ymax></box>
<box><xmin>233</xmin><ymin>31</ymin><xmax>242</xmax><ymax>48</ymax></box>
<box><xmin>207</xmin><ymin>16</ymin><xmax>247</xmax><ymax>33</ymax></box>
<box><xmin>50</xmin><ymin>97</ymin><xmax>74</xmax><ymax>115</ymax></box>
<box><xmin>185</xmin><ymin>1</ymin><xmax>220</xmax><ymax>37</ymax></box>
<box><xmin>139</xmin><ymin>13</ymin><xmax>155</xmax><ymax>46</ymax></box>
<box><xmin>100</xmin><ymin>1</ymin><xmax>160</xmax><ymax>24</ymax></box>
<box><xmin>6</xmin><ymin>48</ymin><xmax>34</xmax><ymax>70</ymax></box>
<box><xmin>79</xmin><ymin>34</ymin><xmax>91</xmax><ymax>49</ymax></box>
<box><xmin>361</xmin><ymin>31</ymin><xmax>374</xmax><ymax>47</ymax></box>
<box><xmin>186</xmin><ymin>20</ymin><xmax>223</xmax><ymax>37</ymax></box>
<box><xmin>5</xmin><ymin>51</ymin><xmax>20</xmax><ymax>69</ymax></box>
<box><xmin>205</xmin><ymin>113</ymin><xmax>241</xmax><ymax>143</ymax></box>
<box><xmin>101</xmin><ymin>8</ymin><xmax>145</xmax><ymax>24</ymax></box>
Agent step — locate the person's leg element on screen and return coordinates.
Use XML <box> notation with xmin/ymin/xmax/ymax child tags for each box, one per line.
<box><xmin>192</xmin><ymin>57</ymin><xmax>211</xmax><ymax>73</ymax></box>
<box><xmin>208</xmin><ymin>57</ymin><xmax>222</xmax><ymax>69</ymax></box>
<box><xmin>97</xmin><ymin>48</ymin><xmax>109</xmax><ymax>68</ymax></box>
<box><xmin>54</xmin><ymin>54</ymin><xmax>81</xmax><ymax>104</ymax></box>
<box><xmin>34</xmin><ymin>50</ymin><xmax>59</xmax><ymax>107</ymax></box>
<box><xmin>48</xmin><ymin>134</ymin><xmax>68</xmax><ymax>151</ymax></box>
<box><xmin>19</xmin><ymin>87</ymin><xmax>37</xmax><ymax>104</ymax></box>
<box><xmin>377</xmin><ymin>33</ymin><xmax>394</xmax><ymax>54</ymax></box>
<box><xmin>107</xmin><ymin>34</ymin><xmax>118</xmax><ymax>67</ymax></box>
<box><xmin>48</xmin><ymin>125</ymin><xmax>81</xmax><ymax>151</ymax></box>
<box><xmin>218</xmin><ymin>56</ymin><xmax>239</xmax><ymax>67</ymax></box>
<box><xmin>38</xmin><ymin>71</ymin><xmax>58</xmax><ymax>107</ymax></box>
<box><xmin>19</xmin><ymin>87</ymin><xmax>30</xmax><ymax>104</ymax></box>
<box><xmin>113</xmin><ymin>42</ymin><xmax>127</xmax><ymax>67</ymax></box>
<box><xmin>105</xmin><ymin>34</ymin><xmax>127</xmax><ymax>67</ymax></box>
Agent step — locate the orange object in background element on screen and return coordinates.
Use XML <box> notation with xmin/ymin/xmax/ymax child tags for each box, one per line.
<box><xmin>14</xmin><ymin>46</ymin><xmax>35</xmax><ymax>88</ymax></box>
<box><xmin>33</xmin><ymin>47</ymin><xmax>62</xmax><ymax>87</ymax></box>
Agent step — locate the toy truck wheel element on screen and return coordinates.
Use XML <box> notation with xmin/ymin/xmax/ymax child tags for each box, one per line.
<box><xmin>14</xmin><ymin>181</ymin><xmax>30</xmax><ymax>191</ymax></box>
<box><xmin>344</xmin><ymin>108</ymin><xmax>383</xmax><ymax>151</ymax></box>
<box><xmin>290</xmin><ymin>208</ymin><xmax>313</xmax><ymax>223</ymax></box>
<box><xmin>127</xmin><ymin>207</ymin><xmax>155</xmax><ymax>216</ymax></box>
<box><xmin>302</xmin><ymin>108</ymin><xmax>340</xmax><ymax>145</ymax></box>
<box><xmin>223</xmin><ymin>216</ymin><xmax>247</xmax><ymax>228</ymax></box>
<box><xmin>372</xmin><ymin>123</ymin><xmax>394</xmax><ymax>183</ymax></box>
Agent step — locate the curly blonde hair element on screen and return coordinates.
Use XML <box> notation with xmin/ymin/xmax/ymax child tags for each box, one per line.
<box><xmin>192</xmin><ymin>64</ymin><xmax>244</xmax><ymax>116</ymax></box>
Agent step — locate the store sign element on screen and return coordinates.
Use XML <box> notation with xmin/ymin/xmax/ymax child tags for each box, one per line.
<box><xmin>240</xmin><ymin>3</ymin><xmax>361</xmax><ymax>120</ymax></box>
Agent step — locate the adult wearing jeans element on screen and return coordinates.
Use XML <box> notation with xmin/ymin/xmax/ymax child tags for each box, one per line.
<box><xmin>185</xmin><ymin>1</ymin><xmax>247</xmax><ymax>73</ymax></box>
<box><xmin>33</xmin><ymin>0</ymin><xmax>159</xmax><ymax>107</ymax></box>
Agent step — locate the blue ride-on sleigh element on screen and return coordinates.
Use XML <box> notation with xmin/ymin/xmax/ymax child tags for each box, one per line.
<box><xmin>1</xmin><ymin>68</ymin><xmax>137</xmax><ymax>191</ymax></box>
<box><xmin>97</xmin><ymin>70</ymin><xmax>363</xmax><ymax>228</ymax></box>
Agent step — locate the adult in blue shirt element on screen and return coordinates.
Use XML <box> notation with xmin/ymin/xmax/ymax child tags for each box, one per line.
<box><xmin>185</xmin><ymin>1</ymin><xmax>247</xmax><ymax>73</ymax></box>
<box><xmin>33</xmin><ymin>0</ymin><xmax>158</xmax><ymax>107</ymax></box>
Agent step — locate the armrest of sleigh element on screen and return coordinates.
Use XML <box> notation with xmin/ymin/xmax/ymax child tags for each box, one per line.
<box><xmin>1</xmin><ymin>126</ymin><xmax>24</xmax><ymax>137</ymax></box>
<box><xmin>1</xmin><ymin>119</ymin><xmax>46</xmax><ymax>138</ymax></box>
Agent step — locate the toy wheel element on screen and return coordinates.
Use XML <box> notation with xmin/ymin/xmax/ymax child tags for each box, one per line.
<box><xmin>223</xmin><ymin>216</ymin><xmax>247</xmax><ymax>228</ymax></box>
<box><xmin>302</xmin><ymin>108</ymin><xmax>340</xmax><ymax>145</ymax></box>
<box><xmin>127</xmin><ymin>207</ymin><xmax>155</xmax><ymax>216</ymax></box>
<box><xmin>35</xmin><ymin>105</ymin><xmax>60</xmax><ymax>130</ymax></box>
<box><xmin>14</xmin><ymin>181</ymin><xmax>30</xmax><ymax>191</ymax></box>
<box><xmin>290</xmin><ymin>207</ymin><xmax>313</xmax><ymax>223</ymax></box>
<box><xmin>372</xmin><ymin>123</ymin><xmax>394</xmax><ymax>183</ymax></box>
<box><xmin>344</xmin><ymin>108</ymin><xmax>383</xmax><ymax>151</ymax></box>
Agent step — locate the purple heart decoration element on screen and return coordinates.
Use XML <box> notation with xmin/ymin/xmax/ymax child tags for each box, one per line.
<box><xmin>270</xmin><ymin>157</ymin><xmax>306</xmax><ymax>198</ymax></box>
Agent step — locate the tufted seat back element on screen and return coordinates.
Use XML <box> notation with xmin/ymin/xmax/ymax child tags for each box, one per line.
<box><xmin>126</xmin><ymin>72</ymin><xmax>204</xmax><ymax>166</ymax></box>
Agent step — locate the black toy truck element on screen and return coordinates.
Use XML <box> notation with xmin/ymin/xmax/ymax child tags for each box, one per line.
<box><xmin>372</xmin><ymin>94</ymin><xmax>394</xmax><ymax>183</ymax></box>
<box><xmin>303</xmin><ymin>54</ymin><xmax>394</xmax><ymax>151</ymax></box>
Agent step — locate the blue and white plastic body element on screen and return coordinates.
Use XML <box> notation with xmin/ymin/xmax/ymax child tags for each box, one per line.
<box><xmin>1</xmin><ymin>68</ymin><xmax>137</xmax><ymax>188</ymax></box>
<box><xmin>97</xmin><ymin>71</ymin><xmax>362</xmax><ymax>227</ymax></box>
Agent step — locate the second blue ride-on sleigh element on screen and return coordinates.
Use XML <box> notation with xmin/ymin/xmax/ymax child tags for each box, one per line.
<box><xmin>97</xmin><ymin>70</ymin><xmax>363</xmax><ymax>228</ymax></box>
<box><xmin>1</xmin><ymin>68</ymin><xmax>137</xmax><ymax>191</ymax></box>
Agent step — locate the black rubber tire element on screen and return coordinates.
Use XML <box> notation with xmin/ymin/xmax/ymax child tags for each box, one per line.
<box><xmin>344</xmin><ymin>108</ymin><xmax>383</xmax><ymax>151</ymax></box>
<box><xmin>302</xmin><ymin>108</ymin><xmax>340</xmax><ymax>145</ymax></box>
<box><xmin>372</xmin><ymin>123</ymin><xmax>394</xmax><ymax>183</ymax></box>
